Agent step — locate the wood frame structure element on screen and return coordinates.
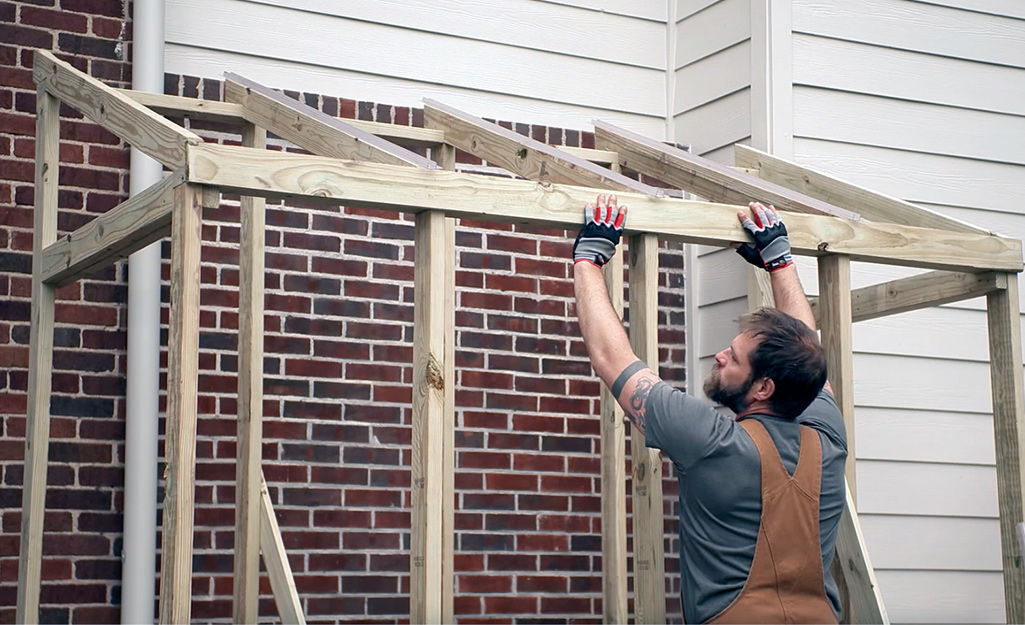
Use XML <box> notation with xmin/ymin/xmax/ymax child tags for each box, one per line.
<box><xmin>17</xmin><ymin>49</ymin><xmax>1025</xmax><ymax>624</ymax></box>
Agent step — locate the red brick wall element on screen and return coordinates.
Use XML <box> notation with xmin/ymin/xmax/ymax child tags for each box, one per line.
<box><xmin>1</xmin><ymin>2</ymin><xmax>687</xmax><ymax>623</ymax></box>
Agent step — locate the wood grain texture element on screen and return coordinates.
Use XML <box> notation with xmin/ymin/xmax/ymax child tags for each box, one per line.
<box><xmin>736</xmin><ymin>144</ymin><xmax>988</xmax><ymax>234</ymax></box>
<box><xmin>986</xmin><ymin>274</ymin><xmax>1025</xmax><ymax>623</ymax></box>
<box><xmin>424</xmin><ymin>100</ymin><xmax>662</xmax><ymax>196</ymax></box>
<box><xmin>595</xmin><ymin>119</ymin><xmax>859</xmax><ymax>219</ymax></box>
<box><xmin>835</xmin><ymin>484</ymin><xmax>890</xmax><ymax>624</ymax></box>
<box><xmin>225</xmin><ymin>74</ymin><xmax>438</xmax><ymax>168</ymax></box>
<box><xmin>818</xmin><ymin>256</ymin><xmax>856</xmax><ymax>493</ymax></box>
<box><xmin>186</xmin><ymin>143</ymin><xmax>1024</xmax><ymax>273</ymax></box>
<box><xmin>158</xmin><ymin>184</ymin><xmax>203</xmax><ymax>625</ymax></box>
<box><xmin>627</xmin><ymin>234</ymin><xmax>666</xmax><ymax>623</ymax></box>
<box><xmin>40</xmin><ymin>170</ymin><xmax>183</xmax><ymax>287</ymax></box>
<box><xmin>410</xmin><ymin>210</ymin><xmax>455</xmax><ymax>623</ymax></box>
<box><xmin>33</xmin><ymin>50</ymin><xmax>200</xmax><ymax>169</ymax></box>
<box><xmin>259</xmin><ymin>475</ymin><xmax>306</xmax><ymax>624</ymax></box>
<box><xmin>233</xmin><ymin>124</ymin><xmax>266</xmax><ymax>624</ymax></box>
<box><xmin>16</xmin><ymin>87</ymin><xmax>60</xmax><ymax>625</ymax></box>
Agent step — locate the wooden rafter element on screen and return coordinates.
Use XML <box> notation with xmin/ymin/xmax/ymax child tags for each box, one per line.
<box><xmin>186</xmin><ymin>144</ymin><xmax>1022</xmax><ymax>273</ymax></box>
<box><xmin>33</xmin><ymin>51</ymin><xmax>201</xmax><ymax>169</ymax></box>
<box><xmin>809</xmin><ymin>270</ymin><xmax>1008</xmax><ymax>324</ymax></box>
<box><xmin>224</xmin><ymin>73</ymin><xmax>439</xmax><ymax>168</ymax></box>
<box><xmin>735</xmin><ymin>144</ymin><xmax>989</xmax><ymax>235</ymax></box>
<box><xmin>592</xmin><ymin>120</ymin><xmax>860</xmax><ymax>220</ymax></box>
<box><xmin>423</xmin><ymin>99</ymin><xmax>662</xmax><ymax>195</ymax></box>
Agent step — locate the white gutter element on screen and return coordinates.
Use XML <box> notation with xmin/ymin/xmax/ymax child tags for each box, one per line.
<box><xmin>122</xmin><ymin>0</ymin><xmax>164</xmax><ymax>622</ymax></box>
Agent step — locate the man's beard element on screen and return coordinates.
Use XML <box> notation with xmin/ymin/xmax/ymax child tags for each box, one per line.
<box><xmin>703</xmin><ymin>363</ymin><xmax>754</xmax><ymax>414</ymax></box>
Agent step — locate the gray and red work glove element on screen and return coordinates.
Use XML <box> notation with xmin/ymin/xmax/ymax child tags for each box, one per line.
<box><xmin>573</xmin><ymin>194</ymin><xmax>627</xmax><ymax>267</ymax></box>
<box><xmin>736</xmin><ymin>202</ymin><xmax>794</xmax><ymax>272</ymax></box>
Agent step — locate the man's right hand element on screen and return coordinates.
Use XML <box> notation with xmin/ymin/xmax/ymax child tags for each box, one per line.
<box><xmin>736</xmin><ymin>202</ymin><xmax>794</xmax><ymax>272</ymax></box>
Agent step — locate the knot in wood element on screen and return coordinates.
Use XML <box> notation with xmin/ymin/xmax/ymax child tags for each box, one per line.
<box><xmin>818</xmin><ymin>241</ymin><xmax>830</xmax><ymax>252</ymax></box>
<box><xmin>426</xmin><ymin>353</ymin><xmax>444</xmax><ymax>391</ymax></box>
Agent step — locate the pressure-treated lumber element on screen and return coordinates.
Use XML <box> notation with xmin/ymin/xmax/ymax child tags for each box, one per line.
<box><xmin>16</xmin><ymin>86</ymin><xmax>60</xmax><ymax>625</ymax></box>
<box><xmin>186</xmin><ymin>144</ymin><xmax>1023</xmax><ymax>273</ymax></box>
<box><xmin>39</xmin><ymin>169</ymin><xmax>185</xmax><ymax>287</ymax></box>
<box><xmin>986</xmin><ymin>274</ymin><xmax>1025</xmax><ymax>623</ymax></box>
<box><xmin>260</xmin><ymin>475</ymin><xmax>306</xmax><ymax>625</ymax></box>
<box><xmin>808</xmin><ymin>270</ymin><xmax>1008</xmax><ymax>324</ymax></box>
<box><xmin>818</xmin><ymin>256</ymin><xmax>856</xmax><ymax>494</ymax></box>
<box><xmin>835</xmin><ymin>483</ymin><xmax>889</xmax><ymax>624</ymax></box>
<box><xmin>628</xmin><ymin>234</ymin><xmax>667</xmax><ymax>624</ymax></box>
<box><xmin>593</xmin><ymin>120</ymin><xmax>859</xmax><ymax>220</ymax></box>
<box><xmin>410</xmin><ymin>210</ymin><xmax>455</xmax><ymax>624</ymax></box>
<box><xmin>233</xmin><ymin>124</ymin><xmax>267</xmax><ymax>624</ymax></box>
<box><xmin>33</xmin><ymin>50</ymin><xmax>200</xmax><ymax>169</ymax></box>
<box><xmin>224</xmin><ymin>74</ymin><xmax>438</xmax><ymax>169</ymax></box>
<box><xmin>423</xmin><ymin>99</ymin><xmax>663</xmax><ymax>196</ymax></box>
<box><xmin>735</xmin><ymin>144</ymin><xmax>988</xmax><ymax>235</ymax></box>
<box><xmin>157</xmin><ymin>183</ymin><xmax>204</xmax><ymax>625</ymax></box>
<box><xmin>601</xmin><ymin>247</ymin><xmax>628</xmax><ymax>624</ymax></box>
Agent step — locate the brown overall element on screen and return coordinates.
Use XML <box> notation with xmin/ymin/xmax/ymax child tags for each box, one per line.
<box><xmin>706</xmin><ymin>419</ymin><xmax>839</xmax><ymax>624</ymax></box>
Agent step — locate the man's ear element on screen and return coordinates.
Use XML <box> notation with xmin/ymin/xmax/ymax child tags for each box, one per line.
<box><xmin>751</xmin><ymin>377</ymin><xmax>775</xmax><ymax>401</ymax></box>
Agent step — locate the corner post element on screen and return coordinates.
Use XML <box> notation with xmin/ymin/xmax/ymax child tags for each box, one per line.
<box><xmin>16</xmin><ymin>84</ymin><xmax>61</xmax><ymax>625</ymax></box>
<box><xmin>986</xmin><ymin>273</ymin><xmax>1025</xmax><ymax>623</ymax></box>
<box><xmin>158</xmin><ymin>182</ymin><xmax>203</xmax><ymax>624</ymax></box>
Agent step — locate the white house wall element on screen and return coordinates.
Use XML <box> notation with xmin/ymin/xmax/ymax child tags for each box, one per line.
<box><xmin>164</xmin><ymin>0</ymin><xmax>669</xmax><ymax>134</ymax></box>
<box><xmin>788</xmin><ymin>0</ymin><xmax>1025</xmax><ymax>621</ymax></box>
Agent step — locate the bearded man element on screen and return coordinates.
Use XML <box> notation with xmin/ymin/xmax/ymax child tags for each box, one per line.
<box><xmin>572</xmin><ymin>196</ymin><xmax>846</xmax><ymax>623</ymax></box>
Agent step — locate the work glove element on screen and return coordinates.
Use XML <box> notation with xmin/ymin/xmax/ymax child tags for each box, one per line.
<box><xmin>736</xmin><ymin>202</ymin><xmax>794</xmax><ymax>272</ymax></box>
<box><xmin>573</xmin><ymin>194</ymin><xmax>626</xmax><ymax>268</ymax></box>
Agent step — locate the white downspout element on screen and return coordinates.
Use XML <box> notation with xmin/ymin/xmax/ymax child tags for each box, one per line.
<box><xmin>122</xmin><ymin>0</ymin><xmax>164</xmax><ymax>622</ymax></box>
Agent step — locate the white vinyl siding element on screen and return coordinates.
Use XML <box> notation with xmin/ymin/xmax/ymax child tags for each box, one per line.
<box><xmin>790</xmin><ymin>0</ymin><xmax>1025</xmax><ymax>620</ymax></box>
<box><xmin>164</xmin><ymin>0</ymin><xmax>669</xmax><ymax>133</ymax></box>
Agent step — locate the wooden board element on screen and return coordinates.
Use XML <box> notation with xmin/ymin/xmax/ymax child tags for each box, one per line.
<box><xmin>224</xmin><ymin>74</ymin><xmax>438</xmax><ymax>168</ymax></box>
<box><xmin>627</xmin><ymin>234</ymin><xmax>666</xmax><ymax>624</ymax></box>
<box><xmin>835</xmin><ymin>483</ymin><xmax>890</xmax><ymax>624</ymax></box>
<box><xmin>233</xmin><ymin>124</ymin><xmax>266</xmax><ymax>624</ymax></box>
<box><xmin>32</xmin><ymin>50</ymin><xmax>200</xmax><ymax>169</ymax></box>
<box><xmin>185</xmin><ymin>144</ymin><xmax>1024</xmax><ymax>273</ymax></box>
<box><xmin>423</xmin><ymin>99</ymin><xmax>663</xmax><ymax>196</ymax></box>
<box><xmin>601</xmin><ymin>247</ymin><xmax>628</xmax><ymax>623</ymax></box>
<box><xmin>40</xmin><ymin>170</ymin><xmax>184</xmax><ymax>287</ymax></box>
<box><xmin>410</xmin><ymin>210</ymin><xmax>455</xmax><ymax>623</ymax></box>
<box><xmin>736</xmin><ymin>144</ymin><xmax>988</xmax><ymax>234</ymax></box>
<box><xmin>593</xmin><ymin>120</ymin><xmax>861</xmax><ymax>219</ymax></box>
<box><xmin>260</xmin><ymin>475</ymin><xmax>306</xmax><ymax>624</ymax></box>
<box><xmin>986</xmin><ymin>274</ymin><xmax>1025</xmax><ymax>623</ymax></box>
<box><xmin>157</xmin><ymin>184</ymin><xmax>204</xmax><ymax>625</ymax></box>
<box><xmin>16</xmin><ymin>87</ymin><xmax>60</xmax><ymax>625</ymax></box>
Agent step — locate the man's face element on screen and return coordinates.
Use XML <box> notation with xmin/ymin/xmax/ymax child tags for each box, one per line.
<box><xmin>703</xmin><ymin>332</ymin><xmax>759</xmax><ymax>413</ymax></box>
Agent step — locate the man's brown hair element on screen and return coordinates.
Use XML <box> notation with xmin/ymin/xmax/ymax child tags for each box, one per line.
<box><xmin>740</xmin><ymin>308</ymin><xmax>828</xmax><ymax>418</ymax></box>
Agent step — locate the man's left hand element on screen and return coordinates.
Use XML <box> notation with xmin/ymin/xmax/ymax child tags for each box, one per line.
<box><xmin>573</xmin><ymin>194</ymin><xmax>627</xmax><ymax>268</ymax></box>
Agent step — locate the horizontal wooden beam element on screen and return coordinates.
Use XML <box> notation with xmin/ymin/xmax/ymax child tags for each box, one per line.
<box><xmin>735</xmin><ymin>144</ymin><xmax>989</xmax><ymax>235</ymax></box>
<box><xmin>593</xmin><ymin>120</ymin><xmax>859</xmax><ymax>220</ymax></box>
<box><xmin>186</xmin><ymin>143</ymin><xmax>1022</xmax><ymax>273</ymax></box>
<box><xmin>40</xmin><ymin>169</ymin><xmax>185</xmax><ymax>287</ymax></box>
<box><xmin>33</xmin><ymin>50</ymin><xmax>201</xmax><ymax>170</ymax></box>
<box><xmin>225</xmin><ymin>74</ymin><xmax>438</xmax><ymax>169</ymax></box>
<box><xmin>120</xmin><ymin>89</ymin><xmax>246</xmax><ymax>123</ymax></box>
<box><xmin>809</xmin><ymin>270</ymin><xmax>1008</xmax><ymax>324</ymax></box>
<box><xmin>423</xmin><ymin>99</ymin><xmax>662</xmax><ymax>196</ymax></box>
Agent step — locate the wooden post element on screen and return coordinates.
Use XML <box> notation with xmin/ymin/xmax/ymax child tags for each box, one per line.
<box><xmin>410</xmin><ymin>209</ymin><xmax>455</xmax><ymax>623</ymax></box>
<box><xmin>628</xmin><ymin>234</ymin><xmax>666</xmax><ymax>624</ymax></box>
<box><xmin>16</xmin><ymin>85</ymin><xmax>60</xmax><ymax>625</ymax></box>
<box><xmin>601</xmin><ymin>246</ymin><xmax>628</xmax><ymax>623</ymax></box>
<box><xmin>817</xmin><ymin>256</ymin><xmax>855</xmax><ymax>493</ymax></box>
<box><xmin>158</xmin><ymin>183</ymin><xmax>203</xmax><ymax>624</ymax></box>
<box><xmin>986</xmin><ymin>273</ymin><xmax>1025</xmax><ymax>623</ymax></box>
<box><xmin>233</xmin><ymin>123</ymin><xmax>267</xmax><ymax>623</ymax></box>
<box><xmin>437</xmin><ymin>142</ymin><xmax>457</xmax><ymax>625</ymax></box>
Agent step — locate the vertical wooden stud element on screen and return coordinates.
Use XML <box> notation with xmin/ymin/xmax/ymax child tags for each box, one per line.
<box><xmin>16</xmin><ymin>86</ymin><xmax>60</xmax><ymax>625</ymax></box>
<box><xmin>411</xmin><ymin>209</ymin><xmax>455</xmax><ymax>624</ymax></box>
<box><xmin>234</xmin><ymin>123</ymin><xmax>267</xmax><ymax>623</ymax></box>
<box><xmin>628</xmin><ymin>233</ymin><xmax>666</xmax><ymax>624</ymax></box>
<box><xmin>817</xmin><ymin>256</ymin><xmax>855</xmax><ymax>493</ymax></box>
<box><xmin>987</xmin><ymin>274</ymin><xmax>1025</xmax><ymax>623</ymax></box>
<box><xmin>601</xmin><ymin>246</ymin><xmax>628</xmax><ymax>623</ymax></box>
<box><xmin>158</xmin><ymin>183</ymin><xmax>203</xmax><ymax>624</ymax></box>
